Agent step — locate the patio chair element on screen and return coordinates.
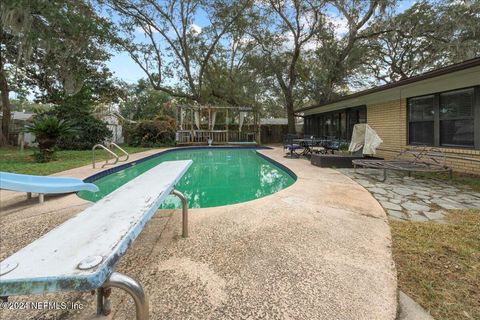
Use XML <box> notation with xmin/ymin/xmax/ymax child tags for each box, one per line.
<box><xmin>283</xmin><ymin>134</ymin><xmax>303</xmax><ymax>158</ymax></box>
<box><xmin>322</xmin><ymin>140</ymin><xmax>340</xmax><ymax>154</ymax></box>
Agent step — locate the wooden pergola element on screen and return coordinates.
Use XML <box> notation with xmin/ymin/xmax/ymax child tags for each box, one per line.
<box><xmin>175</xmin><ymin>104</ymin><xmax>260</xmax><ymax>145</ymax></box>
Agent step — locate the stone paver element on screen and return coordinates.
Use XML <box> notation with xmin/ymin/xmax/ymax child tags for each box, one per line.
<box><xmin>387</xmin><ymin>210</ymin><xmax>408</xmax><ymax>220</ymax></box>
<box><xmin>424</xmin><ymin>210</ymin><xmax>445</xmax><ymax>221</ymax></box>
<box><xmin>393</xmin><ymin>188</ymin><xmax>415</xmax><ymax>196</ymax></box>
<box><xmin>381</xmin><ymin>201</ymin><xmax>402</xmax><ymax>211</ymax></box>
<box><xmin>397</xmin><ymin>291</ymin><xmax>435</xmax><ymax>320</ymax></box>
<box><xmin>338</xmin><ymin>168</ymin><xmax>480</xmax><ymax>222</ymax></box>
<box><xmin>431</xmin><ymin>198</ymin><xmax>466</xmax><ymax>210</ymax></box>
<box><xmin>401</xmin><ymin>202</ymin><xmax>430</xmax><ymax>213</ymax></box>
<box><xmin>369</xmin><ymin>187</ymin><xmax>388</xmax><ymax>195</ymax></box>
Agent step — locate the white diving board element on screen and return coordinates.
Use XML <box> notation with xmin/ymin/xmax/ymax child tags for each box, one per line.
<box><xmin>0</xmin><ymin>160</ymin><xmax>192</xmax><ymax>320</ymax></box>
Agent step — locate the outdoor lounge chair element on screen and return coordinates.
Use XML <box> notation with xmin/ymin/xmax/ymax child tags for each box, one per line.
<box><xmin>352</xmin><ymin>147</ymin><xmax>452</xmax><ymax>182</ymax></box>
<box><xmin>0</xmin><ymin>172</ymin><xmax>99</xmax><ymax>203</ymax></box>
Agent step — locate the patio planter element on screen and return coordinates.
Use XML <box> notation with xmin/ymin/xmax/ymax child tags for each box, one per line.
<box><xmin>311</xmin><ymin>153</ymin><xmax>382</xmax><ymax>168</ymax></box>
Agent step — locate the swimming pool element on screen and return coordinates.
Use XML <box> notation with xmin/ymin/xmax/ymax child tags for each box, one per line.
<box><xmin>78</xmin><ymin>148</ymin><xmax>296</xmax><ymax>208</ymax></box>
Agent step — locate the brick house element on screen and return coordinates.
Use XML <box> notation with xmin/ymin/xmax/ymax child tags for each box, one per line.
<box><xmin>296</xmin><ymin>57</ymin><xmax>480</xmax><ymax>174</ymax></box>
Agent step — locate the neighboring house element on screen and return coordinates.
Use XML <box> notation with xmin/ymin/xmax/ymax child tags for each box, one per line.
<box><xmin>0</xmin><ymin>111</ymin><xmax>36</xmax><ymax>146</ymax></box>
<box><xmin>96</xmin><ymin>104</ymin><xmax>136</xmax><ymax>144</ymax></box>
<box><xmin>102</xmin><ymin>113</ymin><xmax>124</xmax><ymax>144</ymax></box>
<box><xmin>260</xmin><ymin>118</ymin><xmax>304</xmax><ymax>144</ymax></box>
<box><xmin>296</xmin><ymin>57</ymin><xmax>480</xmax><ymax>174</ymax></box>
<box><xmin>260</xmin><ymin>118</ymin><xmax>289</xmax><ymax>144</ymax></box>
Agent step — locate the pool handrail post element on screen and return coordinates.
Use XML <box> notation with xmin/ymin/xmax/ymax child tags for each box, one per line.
<box><xmin>171</xmin><ymin>189</ymin><xmax>188</xmax><ymax>238</ymax></box>
<box><xmin>109</xmin><ymin>142</ymin><xmax>130</xmax><ymax>163</ymax></box>
<box><xmin>98</xmin><ymin>272</ymin><xmax>149</xmax><ymax>320</ymax></box>
<box><xmin>92</xmin><ymin>144</ymin><xmax>119</xmax><ymax>169</ymax></box>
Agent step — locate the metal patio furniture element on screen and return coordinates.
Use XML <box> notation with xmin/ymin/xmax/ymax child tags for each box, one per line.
<box><xmin>322</xmin><ymin>140</ymin><xmax>341</xmax><ymax>154</ymax></box>
<box><xmin>352</xmin><ymin>147</ymin><xmax>453</xmax><ymax>182</ymax></box>
<box><xmin>293</xmin><ymin>138</ymin><xmax>329</xmax><ymax>157</ymax></box>
<box><xmin>283</xmin><ymin>134</ymin><xmax>303</xmax><ymax>158</ymax></box>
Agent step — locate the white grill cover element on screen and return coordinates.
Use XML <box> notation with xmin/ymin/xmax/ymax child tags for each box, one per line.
<box><xmin>348</xmin><ymin>124</ymin><xmax>383</xmax><ymax>155</ymax></box>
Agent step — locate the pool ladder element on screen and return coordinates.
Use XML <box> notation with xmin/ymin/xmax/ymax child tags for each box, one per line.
<box><xmin>92</xmin><ymin>142</ymin><xmax>129</xmax><ymax>168</ymax></box>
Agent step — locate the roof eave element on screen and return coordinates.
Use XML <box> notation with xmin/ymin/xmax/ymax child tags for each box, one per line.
<box><xmin>295</xmin><ymin>56</ymin><xmax>480</xmax><ymax>114</ymax></box>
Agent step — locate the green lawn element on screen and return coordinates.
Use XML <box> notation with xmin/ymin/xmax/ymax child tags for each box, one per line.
<box><xmin>0</xmin><ymin>146</ymin><xmax>153</xmax><ymax>175</ymax></box>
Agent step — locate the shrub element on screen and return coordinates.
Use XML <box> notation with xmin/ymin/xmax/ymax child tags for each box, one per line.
<box><xmin>23</xmin><ymin>115</ymin><xmax>76</xmax><ymax>162</ymax></box>
<box><xmin>339</xmin><ymin>142</ymin><xmax>349</xmax><ymax>151</ymax></box>
<box><xmin>57</xmin><ymin>116</ymin><xmax>112</xmax><ymax>150</ymax></box>
<box><xmin>127</xmin><ymin>115</ymin><xmax>176</xmax><ymax>147</ymax></box>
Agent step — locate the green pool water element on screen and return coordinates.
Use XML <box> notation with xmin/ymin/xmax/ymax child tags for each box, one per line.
<box><xmin>78</xmin><ymin>148</ymin><xmax>296</xmax><ymax>208</ymax></box>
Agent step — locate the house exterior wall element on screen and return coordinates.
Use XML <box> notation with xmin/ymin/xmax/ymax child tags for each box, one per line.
<box><xmin>367</xmin><ymin>99</ymin><xmax>480</xmax><ymax>175</ymax></box>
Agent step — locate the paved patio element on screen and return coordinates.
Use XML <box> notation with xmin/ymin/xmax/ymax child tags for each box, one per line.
<box><xmin>0</xmin><ymin>147</ymin><xmax>397</xmax><ymax>320</ymax></box>
<box><xmin>338</xmin><ymin>168</ymin><xmax>480</xmax><ymax>222</ymax></box>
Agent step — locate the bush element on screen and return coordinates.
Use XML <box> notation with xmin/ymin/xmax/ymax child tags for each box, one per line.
<box><xmin>126</xmin><ymin>115</ymin><xmax>176</xmax><ymax>147</ymax></box>
<box><xmin>57</xmin><ymin>116</ymin><xmax>112</xmax><ymax>150</ymax></box>
<box><xmin>41</xmin><ymin>103</ymin><xmax>112</xmax><ymax>150</ymax></box>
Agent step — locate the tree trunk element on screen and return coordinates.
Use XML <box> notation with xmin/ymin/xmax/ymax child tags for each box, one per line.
<box><xmin>285</xmin><ymin>97</ymin><xmax>296</xmax><ymax>134</ymax></box>
<box><xmin>276</xmin><ymin>73</ymin><xmax>297</xmax><ymax>135</ymax></box>
<box><xmin>0</xmin><ymin>52</ymin><xmax>10</xmax><ymax>146</ymax></box>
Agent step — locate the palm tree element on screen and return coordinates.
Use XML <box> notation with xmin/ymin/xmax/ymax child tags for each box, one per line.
<box><xmin>23</xmin><ymin>115</ymin><xmax>76</xmax><ymax>162</ymax></box>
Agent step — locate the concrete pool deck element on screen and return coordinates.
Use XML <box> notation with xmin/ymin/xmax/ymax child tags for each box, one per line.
<box><xmin>0</xmin><ymin>147</ymin><xmax>397</xmax><ymax>319</ymax></box>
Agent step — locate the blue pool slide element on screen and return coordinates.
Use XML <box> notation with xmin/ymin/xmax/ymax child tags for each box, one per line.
<box><xmin>0</xmin><ymin>172</ymin><xmax>99</xmax><ymax>203</ymax></box>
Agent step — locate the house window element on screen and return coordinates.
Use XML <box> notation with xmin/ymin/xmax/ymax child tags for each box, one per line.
<box><xmin>408</xmin><ymin>95</ymin><xmax>435</xmax><ymax>145</ymax></box>
<box><xmin>408</xmin><ymin>86</ymin><xmax>479</xmax><ymax>149</ymax></box>
<box><xmin>439</xmin><ymin>89</ymin><xmax>474</xmax><ymax>147</ymax></box>
<box><xmin>303</xmin><ymin>105</ymin><xmax>366</xmax><ymax>139</ymax></box>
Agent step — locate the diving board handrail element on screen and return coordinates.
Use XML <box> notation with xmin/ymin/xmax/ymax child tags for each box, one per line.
<box><xmin>92</xmin><ymin>144</ymin><xmax>119</xmax><ymax>168</ymax></box>
<box><xmin>109</xmin><ymin>142</ymin><xmax>129</xmax><ymax>163</ymax></box>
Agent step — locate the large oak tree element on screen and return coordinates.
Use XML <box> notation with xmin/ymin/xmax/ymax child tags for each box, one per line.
<box><xmin>0</xmin><ymin>0</ymin><xmax>112</xmax><ymax>145</ymax></box>
<box><xmin>108</xmin><ymin>0</ymin><xmax>252</xmax><ymax>104</ymax></box>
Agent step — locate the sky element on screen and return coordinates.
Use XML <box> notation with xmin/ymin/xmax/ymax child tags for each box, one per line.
<box><xmin>106</xmin><ymin>0</ymin><xmax>417</xmax><ymax>85</ymax></box>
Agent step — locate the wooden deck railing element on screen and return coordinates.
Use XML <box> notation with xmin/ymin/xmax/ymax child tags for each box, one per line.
<box><xmin>176</xmin><ymin>130</ymin><xmax>257</xmax><ymax>144</ymax></box>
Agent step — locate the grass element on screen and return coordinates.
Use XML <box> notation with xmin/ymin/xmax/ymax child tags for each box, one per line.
<box><xmin>390</xmin><ymin>210</ymin><xmax>480</xmax><ymax>320</ymax></box>
<box><xmin>0</xmin><ymin>146</ymin><xmax>153</xmax><ymax>175</ymax></box>
<box><xmin>414</xmin><ymin>171</ymin><xmax>480</xmax><ymax>193</ymax></box>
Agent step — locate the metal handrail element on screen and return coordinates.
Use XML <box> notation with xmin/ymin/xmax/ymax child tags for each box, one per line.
<box><xmin>109</xmin><ymin>142</ymin><xmax>129</xmax><ymax>162</ymax></box>
<box><xmin>171</xmin><ymin>189</ymin><xmax>188</xmax><ymax>238</ymax></box>
<box><xmin>100</xmin><ymin>272</ymin><xmax>148</xmax><ymax>319</ymax></box>
<box><xmin>92</xmin><ymin>144</ymin><xmax>119</xmax><ymax>168</ymax></box>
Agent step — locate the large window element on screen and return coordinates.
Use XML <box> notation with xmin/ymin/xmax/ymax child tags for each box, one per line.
<box><xmin>439</xmin><ymin>89</ymin><xmax>474</xmax><ymax>147</ymax></box>
<box><xmin>304</xmin><ymin>106</ymin><xmax>366</xmax><ymax>140</ymax></box>
<box><xmin>408</xmin><ymin>95</ymin><xmax>435</xmax><ymax>145</ymax></box>
<box><xmin>408</xmin><ymin>87</ymin><xmax>479</xmax><ymax>148</ymax></box>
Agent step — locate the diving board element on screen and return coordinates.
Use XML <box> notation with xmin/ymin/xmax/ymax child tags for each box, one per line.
<box><xmin>0</xmin><ymin>160</ymin><xmax>192</xmax><ymax>320</ymax></box>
